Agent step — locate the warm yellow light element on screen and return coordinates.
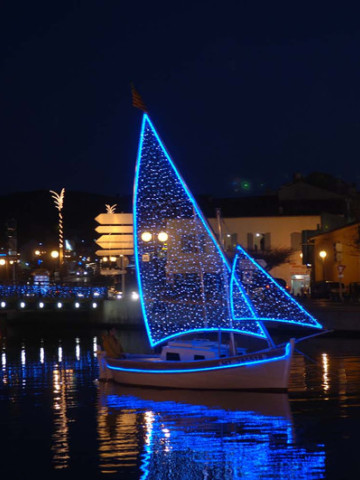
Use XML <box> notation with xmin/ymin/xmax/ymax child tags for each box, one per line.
<box><xmin>51</xmin><ymin>250</ymin><xmax>59</xmax><ymax>259</ymax></box>
<box><xmin>102</xmin><ymin>257</ymin><xmax>108</xmax><ymax>262</ymax></box>
<box><xmin>141</xmin><ymin>232</ymin><xmax>152</xmax><ymax>242</ymax></box>
<box><xmin>0</xmin><ymin>259</ymin><xmax>6</xmax><ymax>266</ymax></box>
<box><xmin>110</xmin><ymin>256</ymin><xmax>117</xmax><ymax>262</ymax></box>
<box><xmin>158</xmin><ymin>231</ymin><xmax>168</xmax><ymax>242</ymax></box>
<box><xmin>35</xmin><ymin>250</ymin><xmax>41</xmax><ymax>256</ymax></box>
<box><xmin>319</xmin><ymin>250</ymin><xmax>327</xmax><ymax>259</ymax></box>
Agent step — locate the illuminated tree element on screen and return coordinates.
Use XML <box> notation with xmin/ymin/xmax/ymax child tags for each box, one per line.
<box><xmin>105</xmin><ymin>204</ymin><xmax>117</xmax><ymax>214</ymax></box>
<box><xmin>49</xmin><ymin>188</ymin><xmax>65</xmax><ymax>266</ymax></box>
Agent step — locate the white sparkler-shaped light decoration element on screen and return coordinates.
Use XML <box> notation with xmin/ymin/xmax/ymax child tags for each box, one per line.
<box><xmin>50</xmin><ymin>188</ymin><xmax>65</xmax><ymax>264</ymax></box>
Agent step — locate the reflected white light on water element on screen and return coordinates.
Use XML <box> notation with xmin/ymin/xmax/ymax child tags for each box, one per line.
<box><xmin>162</xmin><ymin>427</ymin><xmax>171</xmax><ymax>453</ymax></box>
<box><xmin>322</xmin><ymin>353</ymin><xmax>330</xmax><ymax>392</ymax></box>
<box><xmin>101</xmin><ymin>385</ymin><xmax>326</xmax><ymax>480</ymax></box>
<box><xmin>1</xmin><ymin>351</ymin><xmax>6</xmax><ymax>370</ymax></box>
<box><xmin>1</xmin><ymin>346</ymin><xmax>7</xmax><ymax>383</ymax></box>
<box><xmin>53</xmin><ymin>368</ymin><xmax>60</xmax><ymax>394</ymax></box>
<box><xmin>75</xmin><ymin>338</ymin><xmax>80</xmax><ymax>361</ymax></box>
<box><xmin>144</xmin><ymin>410</ymin><xmax>154</xmax><ymax>447</ymax></box>
<box><xmin>52</xmin><ymin>367</ymin><xmax>70</xmax><ymax>469</ymax></box>
<box><xmin>40</xmin><ymin>346</ymin><xmax>45</xmax><ymax>364</ymax></box>
<box><xmin>21</xmin><ymin>344</ymin><xmax>26</xmax><ymax>366</ymax></box>
<box><xmin>141</xmin><ymin>410</ymin><xmax>155</xmax><ymax>478</ymax></box>
<box><xmin>2</xmin><ymin>333</ymin><xmax>359</xmax><ymax>479</ymax></box>
<box><xmin>162</xmin><ymin>427</ymin><xmax>170</xmax><ymax>438</ymax></box>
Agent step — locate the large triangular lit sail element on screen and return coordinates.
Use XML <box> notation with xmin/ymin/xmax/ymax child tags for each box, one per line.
<box><xmin>230</xmin><ymin>245</ymin><xmax>323</xmax><ymax>329</ymax></box>
<box><xmin>134</xmin><ymin>115</ymin><xmax>265</xmax><ymax>346</ymax></box>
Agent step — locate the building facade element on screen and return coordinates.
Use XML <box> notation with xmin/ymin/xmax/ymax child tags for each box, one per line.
<box><xmin>208</xmin><ymin>215</ymin><xmax>322</xmax><ymax>296</ymax></box>
<box><xmin>310</xmin><ymin>222</ymin><xmax>360</xmax><ymax>287</ymax></box>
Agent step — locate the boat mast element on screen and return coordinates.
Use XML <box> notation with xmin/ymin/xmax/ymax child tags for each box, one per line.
<box><xmin>193</xmin><ymin>207</ymin><xmax>208</xmax><ymax>327</ymax></box>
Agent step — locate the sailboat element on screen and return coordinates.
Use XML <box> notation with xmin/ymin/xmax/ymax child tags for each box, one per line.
<box><xmin>97</xmin><ymin>113</ymin><xmax>326</xmax><ymax>391</ymax></box>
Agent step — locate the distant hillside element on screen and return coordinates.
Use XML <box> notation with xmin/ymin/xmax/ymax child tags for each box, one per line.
<box><xmin>0</xmin><ymin>190</ymin><xmax>132</xmax><ymax>250</ymax></box>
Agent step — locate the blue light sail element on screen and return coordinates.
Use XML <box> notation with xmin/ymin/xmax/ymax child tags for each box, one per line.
<box><xmin>134</xmin><ymin>115</ymin><xmax>265</xmax><ymax>346</ymax></box>
<box><xmin>230</xmin><ymin>245</ymin><xmax>323</xmax><ymax>329</ymax></box>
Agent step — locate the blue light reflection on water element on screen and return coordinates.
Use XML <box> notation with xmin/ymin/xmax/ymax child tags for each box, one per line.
<box><xmin>100</xmin><ymin>385</ymin><xmax>325</xmax><ymax>480</ymax></box>
<box><xmin>1</xmin><ymin>330</ymin><xmax>360</xmax><ymax>478</ymax></box>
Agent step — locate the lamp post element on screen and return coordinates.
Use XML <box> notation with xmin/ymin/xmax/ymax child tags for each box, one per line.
<box><xmin>140</xmin><ymin>230</ymin><xmax>168</xmax><ymax>263</ymax></box>
<box><xmin>319</xmin><ymin>250</ymin><xmax>327</xmax><ymax>281</ymax></box>
<box><xmin>0</xmin><ymin>258</ymin><xmax>8</xmax><ymax>282</ymax></box>
<box><xmin>51</xmin><ymin>250</ymin><xmax>60</xmax><ymax>282</ymax></box>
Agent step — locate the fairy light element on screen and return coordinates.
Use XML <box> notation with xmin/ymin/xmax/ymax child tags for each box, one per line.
<box><xmin>134</xmin><ymin>114</ymin><xmax>264</xmax><ymax>347</ymax></box>
<box><xmin>230</xmin><ymin>245</ymin><xmax>322</xmax><ymax>329</ymax></box>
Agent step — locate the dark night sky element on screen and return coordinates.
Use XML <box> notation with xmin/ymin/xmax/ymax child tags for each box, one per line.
<box><xmin>1</xmin><ymin>1</ymin><xmax>360</xmax><ymax>198</ymax></box>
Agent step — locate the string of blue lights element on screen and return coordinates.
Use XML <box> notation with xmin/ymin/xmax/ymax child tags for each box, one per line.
<box><xmin>134</xmin><ymin>114</ymin><xmax>265</xmax><ymax>347</ymax></box>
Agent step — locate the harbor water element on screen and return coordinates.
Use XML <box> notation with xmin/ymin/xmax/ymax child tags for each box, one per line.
<box><xmin>0</xmin><ymin>321</ymin><xmax>359</xmax><ymax>479</ymax></box>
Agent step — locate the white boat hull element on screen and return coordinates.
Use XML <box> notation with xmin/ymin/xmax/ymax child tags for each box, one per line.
<box><xmin>97</xmin><ymin>340</ymin><xmax>294</xmax><ymax>391</ymax></box>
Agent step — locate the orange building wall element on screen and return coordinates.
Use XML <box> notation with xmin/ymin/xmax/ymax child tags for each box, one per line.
<box><xmin>312</xmin><ymin>224</ymin><xmax>360</xmax><ymax>286</ymax></box>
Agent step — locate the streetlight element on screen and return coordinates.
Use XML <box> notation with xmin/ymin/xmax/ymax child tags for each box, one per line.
<box><xmin>140</xmin><ymin>230</ymin><xmax>168</xmax><ymax>263</ymax></box>
<box><xmin>0</xmin><ymin>258</ymin><xmax>9</xmax><ymax>282</ymax></box>
<box><xmin>141</xmin><ymin>231</ymin><xmax>168</xmax><ymax>243</ymax></box>
<box><xmin>319</xmin><ymin>250</ymin><xmax>327</xmax><ymax>281</ymax></box>
<box><xmin>158</xmin><ymin>231</ymin><xmax>168</xmax><ymax>242</ymax></box>
<box><xmin>51</xmin><ymin>250</ymin><xmax>59</xmax><ymax>282</ymax></box>
<box><xmin>141</xmin><ymin>232</ymin><xmax>152</xmax><ymax>242</ymax></box>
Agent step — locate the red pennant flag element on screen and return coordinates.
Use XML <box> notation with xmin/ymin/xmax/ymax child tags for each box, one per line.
<box><xmin>131</xmin><ymin>83</ymin><xmax>148</xmax><ymax>113</ymax></box>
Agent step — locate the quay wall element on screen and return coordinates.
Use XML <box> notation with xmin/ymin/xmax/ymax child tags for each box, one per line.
<box><xmin>1</xmin><ymin>299</ymin><xmax>360</xmax><ymax>333</ymax></box>
<box><xmin>0</xmin><ymin>299</ymin><xmax>143</xmax><ymax>328</ymax></box>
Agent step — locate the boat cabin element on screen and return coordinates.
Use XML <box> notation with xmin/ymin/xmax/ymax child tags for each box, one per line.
<box><xmin>160</xmin><ymin>339</ymin><xmax>247</xmax><ymax>361</ymax></box>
